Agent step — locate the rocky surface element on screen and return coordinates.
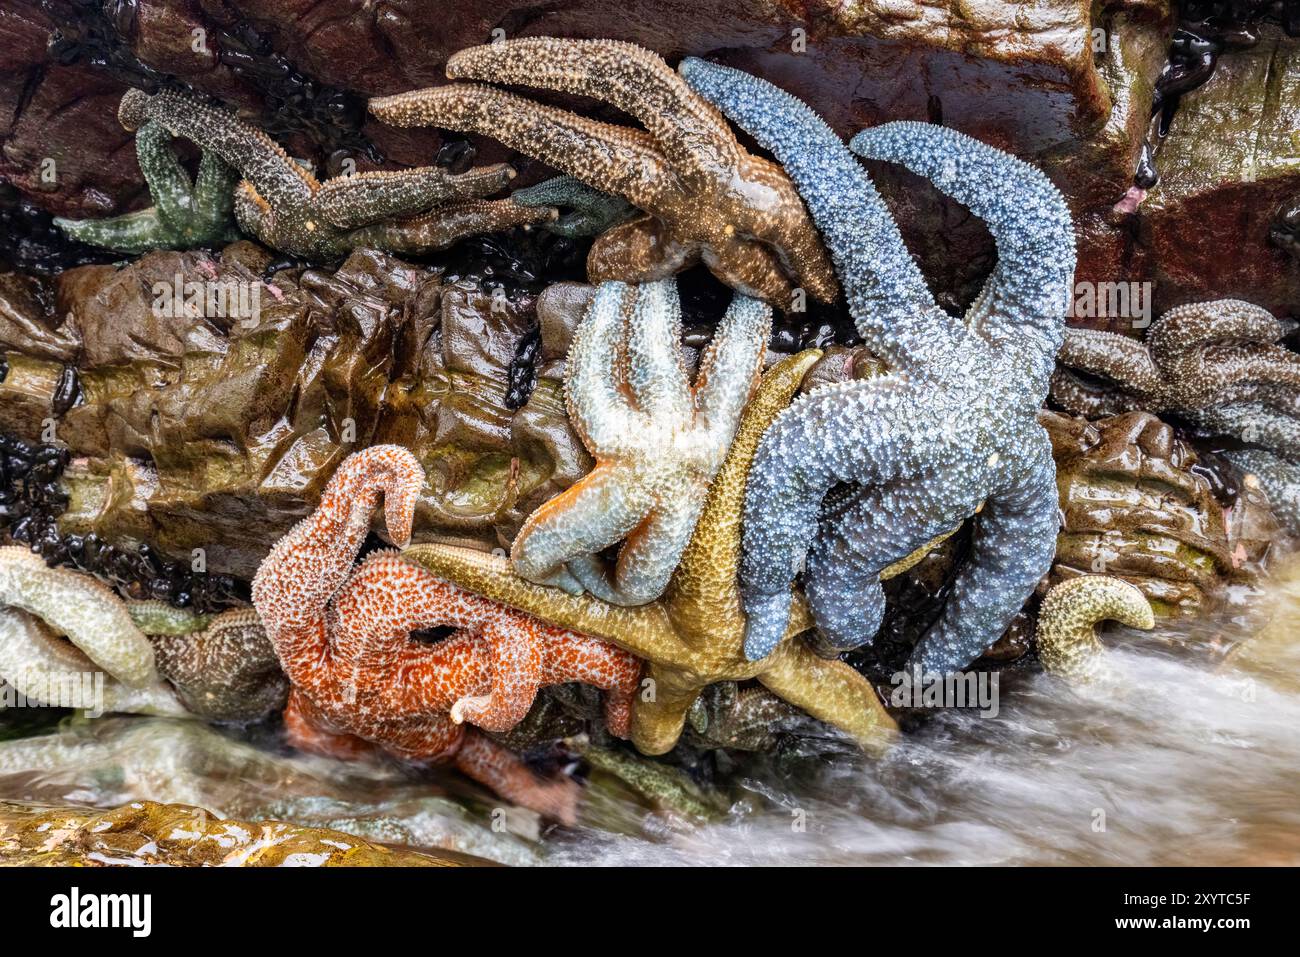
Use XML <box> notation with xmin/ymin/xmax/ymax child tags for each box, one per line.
<box><xmin>0</xmin><ymin>243</ymin><xmax>587</xmax><ymax>578</ymax></box>
<box><xmin>1043</xmin><ymin>408</ymin><xmax>1278</xmax><ymax>618</ymax></box>
<box><xmin>4</xmin><ymin>1</ymin><xmax>1297</xmax><ymax>322</ymax></box>
<box><xmin>0</xmin><ymin>799</ymin><xmax>491</xmax><ymax>866</ymax></box>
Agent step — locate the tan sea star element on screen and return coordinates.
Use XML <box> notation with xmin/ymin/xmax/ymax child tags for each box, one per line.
<box><xmin>368</xmin><ymin>37</ymin><xmax>837</xmax><ymax>306</ymax></box>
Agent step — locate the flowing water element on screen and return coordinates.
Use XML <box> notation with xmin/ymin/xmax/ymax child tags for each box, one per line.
<box><xmin>2</xmin><ymin>567</ymin><xmax>1298</xmax><ymax>866</ymax></box>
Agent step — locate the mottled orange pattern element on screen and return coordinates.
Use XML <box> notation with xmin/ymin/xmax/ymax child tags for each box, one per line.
<box><xmin>252</xmin><ymin>445</ymin><xmax>642</xmax><ymax>821</ymax></box>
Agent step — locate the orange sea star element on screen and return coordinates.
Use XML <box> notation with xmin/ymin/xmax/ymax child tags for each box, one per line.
<box><xmin>251</xmin><ymin>445</ymin><xmax>642</xmax><ymax>822</ymax></box>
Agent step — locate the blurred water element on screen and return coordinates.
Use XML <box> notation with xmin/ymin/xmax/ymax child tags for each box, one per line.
<box><xmin>2</xmin><ymin>571</ymin><xmax>1298</xmax><ymax>866</ymax></box>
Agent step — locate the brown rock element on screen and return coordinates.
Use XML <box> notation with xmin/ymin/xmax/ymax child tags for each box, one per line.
<box><xmin>1138</xmin><ymin>25</ymin><xmax>1300</xmax><ymax>316</ymax></box>
<box><xmin>0</xmin><ymin>244</ymin><xmax>589</xmax><ymax>578</ymax></box>
<box><xmin>1041</xmin><ymin>408</ymin><xmax>1277</xmax><ymax>617</ymax></box>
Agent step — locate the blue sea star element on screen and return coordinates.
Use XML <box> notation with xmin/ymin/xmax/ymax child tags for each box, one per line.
<box><xmin>681</xmin><ymin>60</ymin><xmax>1076</xmax><ymax>672</ymax></box>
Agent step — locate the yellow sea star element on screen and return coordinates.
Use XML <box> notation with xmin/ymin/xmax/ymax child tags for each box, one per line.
<box><xmin>404</xmin><ymin>351</ymin><xmax>898</xmax><ymax>755</ymax></box>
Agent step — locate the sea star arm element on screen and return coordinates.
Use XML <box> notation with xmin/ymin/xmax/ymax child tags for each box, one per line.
<box><xmin>624</xmin><ymin>279</ymin><xmax>690</xmax><ymax>420</ymax></box>
<box><xmin>446</xmin><ymin>39</ymin><xmax>741</xmax><ymax>191</ymax></box>
<box><xmin>54</xmin><ymin>206</ymin><xmax>169</xmax><ymax>253</ymax></box>
<box><xmin>1146</xmin><ymin>299</ymin><xmax>1288</xmax><ymax>359</ymax></box>
<box><xmin>134</xmin><ymin>120</ymin><xmax>198</xmax><ymax>230</ymax></box>
<box><xmin>369</xmin><ymin>85</ymin><xmax>668</xmax><ymax>209</ymax></box>
<box><xmin>355</xmin><ymin>198</ymin><xmax>555</xmax><ymax>253</ymax></box>
<box><xmin>453</xmin><ymin>731</ymin><xmax>579</xmax><ymax>825</ymax></box>
<box><xmin>447</xmin><ymin>617</ymin><xmax>543</xmax><ymax>733</ymax></box>
<box><xmin>0</xmin><ymin>608</ymin><xmax>186</xmax><ymax>716</ymax></box>
<box><xmin>679</xmin><ymin>59</ymin><xmax>950</xmax><ymax>371</ymax></box>
<box><xmin>1037</xmin><ymin>576</ymin><xmax>1153</xmax><ymax>681</ymax></box>
<box><xmin>907</xmin><ymin>433</ymin><xmax>1061</xmax><ymax>674</ymax></box>
<box><xmin>692</xmin><ymin>293</ymin><xmax>771</xmax><ymax>443</ymax></box>
<box><xmin>510</xmin><ymin>463</ymin><xmax>655</xmax><ymax>594</ymax></box>
<box><xmin>121</xmin><ymin>88</ymin><xmax>316</xmax><ymax>211</ymax></box>
<box><xmin>191</xmin><ymin>149</ymin><xmax>240</xmax><ymax>236</ymax></box>
<box><xmin>585</xmin><ymin>215</ymin><xmax>699</xmax><ymax>285</ymax></box>
<box><xmin>850</xmin><ymin>121</ymin><xmax>1076</xmax><ymax>389</ymax></box>
<box><xmin>564</xmin><ymin>493</ymin><xmax>705</xmax><ymax>607</ymax></box>
<box><xmin>400</xmin><ymin>544</ymin><xmax>683</xmax><ymax>663</ymax></box>
<box><xmin>0</xmin><ymin>546</ymin><xmax>158</xmax><ymax>685</ymax></box>
<box><xmin>758</xmin><ymin>640</ymin><xmax>896</xmax><ymax>756</ymax></box>
<box><xmin>311</xmin><ymin>164</ymin><xmax>514</xmax><ymax>230</ymax></box>
<box><xmin>1056</xmin><ymin>327</ymin><xmax>1164</xmax><ymax>398</ymax></box>
<box><xmin>251</xmin><ymin>446</ymin><xmax>421</xmax><ymax>668</ymax></box>
<box><xmin>563</xmin><ymin>281</ymin><xmax>643</xmax><ymax>454</ymax></box>
<box><xmin>511</xmin><ymin>176</ymin><xmax>634</xmax><ymax>238</ymax></box>
<box><xmin>738</xmin><ymin>386</ymin><xmax>873</xmax><ymax>661</ymax></box>
<box><xmin>53</xmin><ymin>122</ymin><xmax>199</xmax><ymax>253</ymax></box>
<box><xmin>1048</xmin><ymin>369</ymin><xmax>1144</xmax><ymax>417</ymax></box>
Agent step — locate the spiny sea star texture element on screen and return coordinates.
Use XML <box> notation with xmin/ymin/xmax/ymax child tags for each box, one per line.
<box><xmin>1050</xmin><ymin>300</ymin><xmax>1300</xmax><ymax>534</ymax></box>
<box><xmin>250</xmin><ymin>446</ymin><xmax>641</xmax><ymax>819</ymax></box>
<box><xmin>404</xmin><ymin>352</ymin><xmax>899</xmax><ymax>756</ymax></box>
<box><xmin>0</xmin><ymin>547</ymin><xmax>184</xmax><ymax>716</ymax></box>
<box><xmin>511</xmin><ymin>176</ymin><xmax>634</xmax><ymax>238</ymax></box>
<box><xmin>511</xmin><ymin>278</ymin><xmax>770</xmax><ymax>605</ymax></box>
<box><xmin>145</xmin><ymin>608</ymin><xmax>289</xmax><ymax>724</ymax></box>
<box><xmin>1051</xmin><ymin>299</ymin><xmax>1300</xmax><ymax>417</ymax></box>
<box><xmin>117</xmin><ymin>89</ymin><xmax>549</xmax><ymax>259</ymax></box>
<box><xmin>1036</xmin><ymin>576</ymin><xmax>1154</xmax><ymax>682</ymax></box>
<box><xmin>682</xmin><ymin>61</ymin><xmax>1076</xmax><ymax>672</ymax></box>
<box><xmin>368</xmin><ymin>37</ymin><xmax>837</xmax><ymax>306</ymax></box>
<box><xmin>55</xmin><ymin>120</ymin><xmax>239</xmax><ymax>254</ymax></box>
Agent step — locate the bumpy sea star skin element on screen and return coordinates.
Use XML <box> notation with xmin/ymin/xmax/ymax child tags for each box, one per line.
<box><xmin>55</xmin><ymin>121</ymin><xmax>239</xmax><ymax>253</ymax></box>
<box><xmin>1049</xmin><ymin>302</ymin><xmax>1300</xmax><ymax>534</ymax></box>
<box><xmin>405</xmin><ymin>352</ymin><xmax>899</xmax><ymax>756</ymax></box>
<box><xmin>511</xmin><ymin>176</ymin><xmax>634</xmax><ymax>238</ymax></box>
<box><xmin>368</xmin><ymin>38</ymin><xmax>838</xmax><ymax>306</ymax></box>
<box><xmin>512</xmin><ymin>279</ymin><xmax>770</xmax><ymax>605</ymax></box>
<box><xmin>249</xmin><ymin>446</ymin><xmax>642</xmax><ymax>820</ymax></box>
<box><xmin>1185</xmin><ymin>400</ymin><xmax>1300</xmax><ymax>535</ymax></box>
<box><xmin>0</xmin><ymin>548</ymin><xmax>184</xmax><ymax>716</ymax></box>
<box><xmin>1036</xmin><ymin>576</ymin><xmax>1154</xmax><ymax>682</ymax></box>
<box><xmin>117</xmin><ymin>89</ymin><xmax>550</xmax><ymax>259</ymax></box>
<box><xmin>682</xmin><ymin>61</ymin><xmax>1075</xmax><ymax>672</ymax></box>
<box><xmin>145</xmin><ymin>608</ymin><xmax>289</xmax><ymax>724</ymax></box>
<box><xmin>1051</xmin><ymin>300</ymin><xmax>1300</xmax><ymax>417</ymax></box>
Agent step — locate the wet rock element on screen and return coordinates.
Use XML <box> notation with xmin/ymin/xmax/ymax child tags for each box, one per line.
<box><xmin>0</xmin><ymin>243</ymin><xmax>588</xmax><ymax>577</ymax></box>
<box><xmin>0</xmin><ymin>799</ymin><xmax>491</xmax><ymax>866</ymax></box>
<box><xmin>1138</xmin><ymin>25</ymin><xmax>1300</xmax><ymax>316</ymax></box>
<box><xmin>1042</xmin><ymin>408</ymin><xmax>1277</xmax><ymax>617</ymax></box>
<box><xmin>0</xmin><ymin>716</ymin><xmax>539</xmax><ymax>864</ymax></box>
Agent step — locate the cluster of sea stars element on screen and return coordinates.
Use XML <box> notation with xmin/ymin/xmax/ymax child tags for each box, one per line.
<box><xmin>58</xmin><ymin>88</ymin><xmax>551</xmax><ymax>258</ymax></box>
<box><xmin>1051</xmin><ymin>299</ymin><xmax>1300</xmax><ymax>534</ymax></box>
